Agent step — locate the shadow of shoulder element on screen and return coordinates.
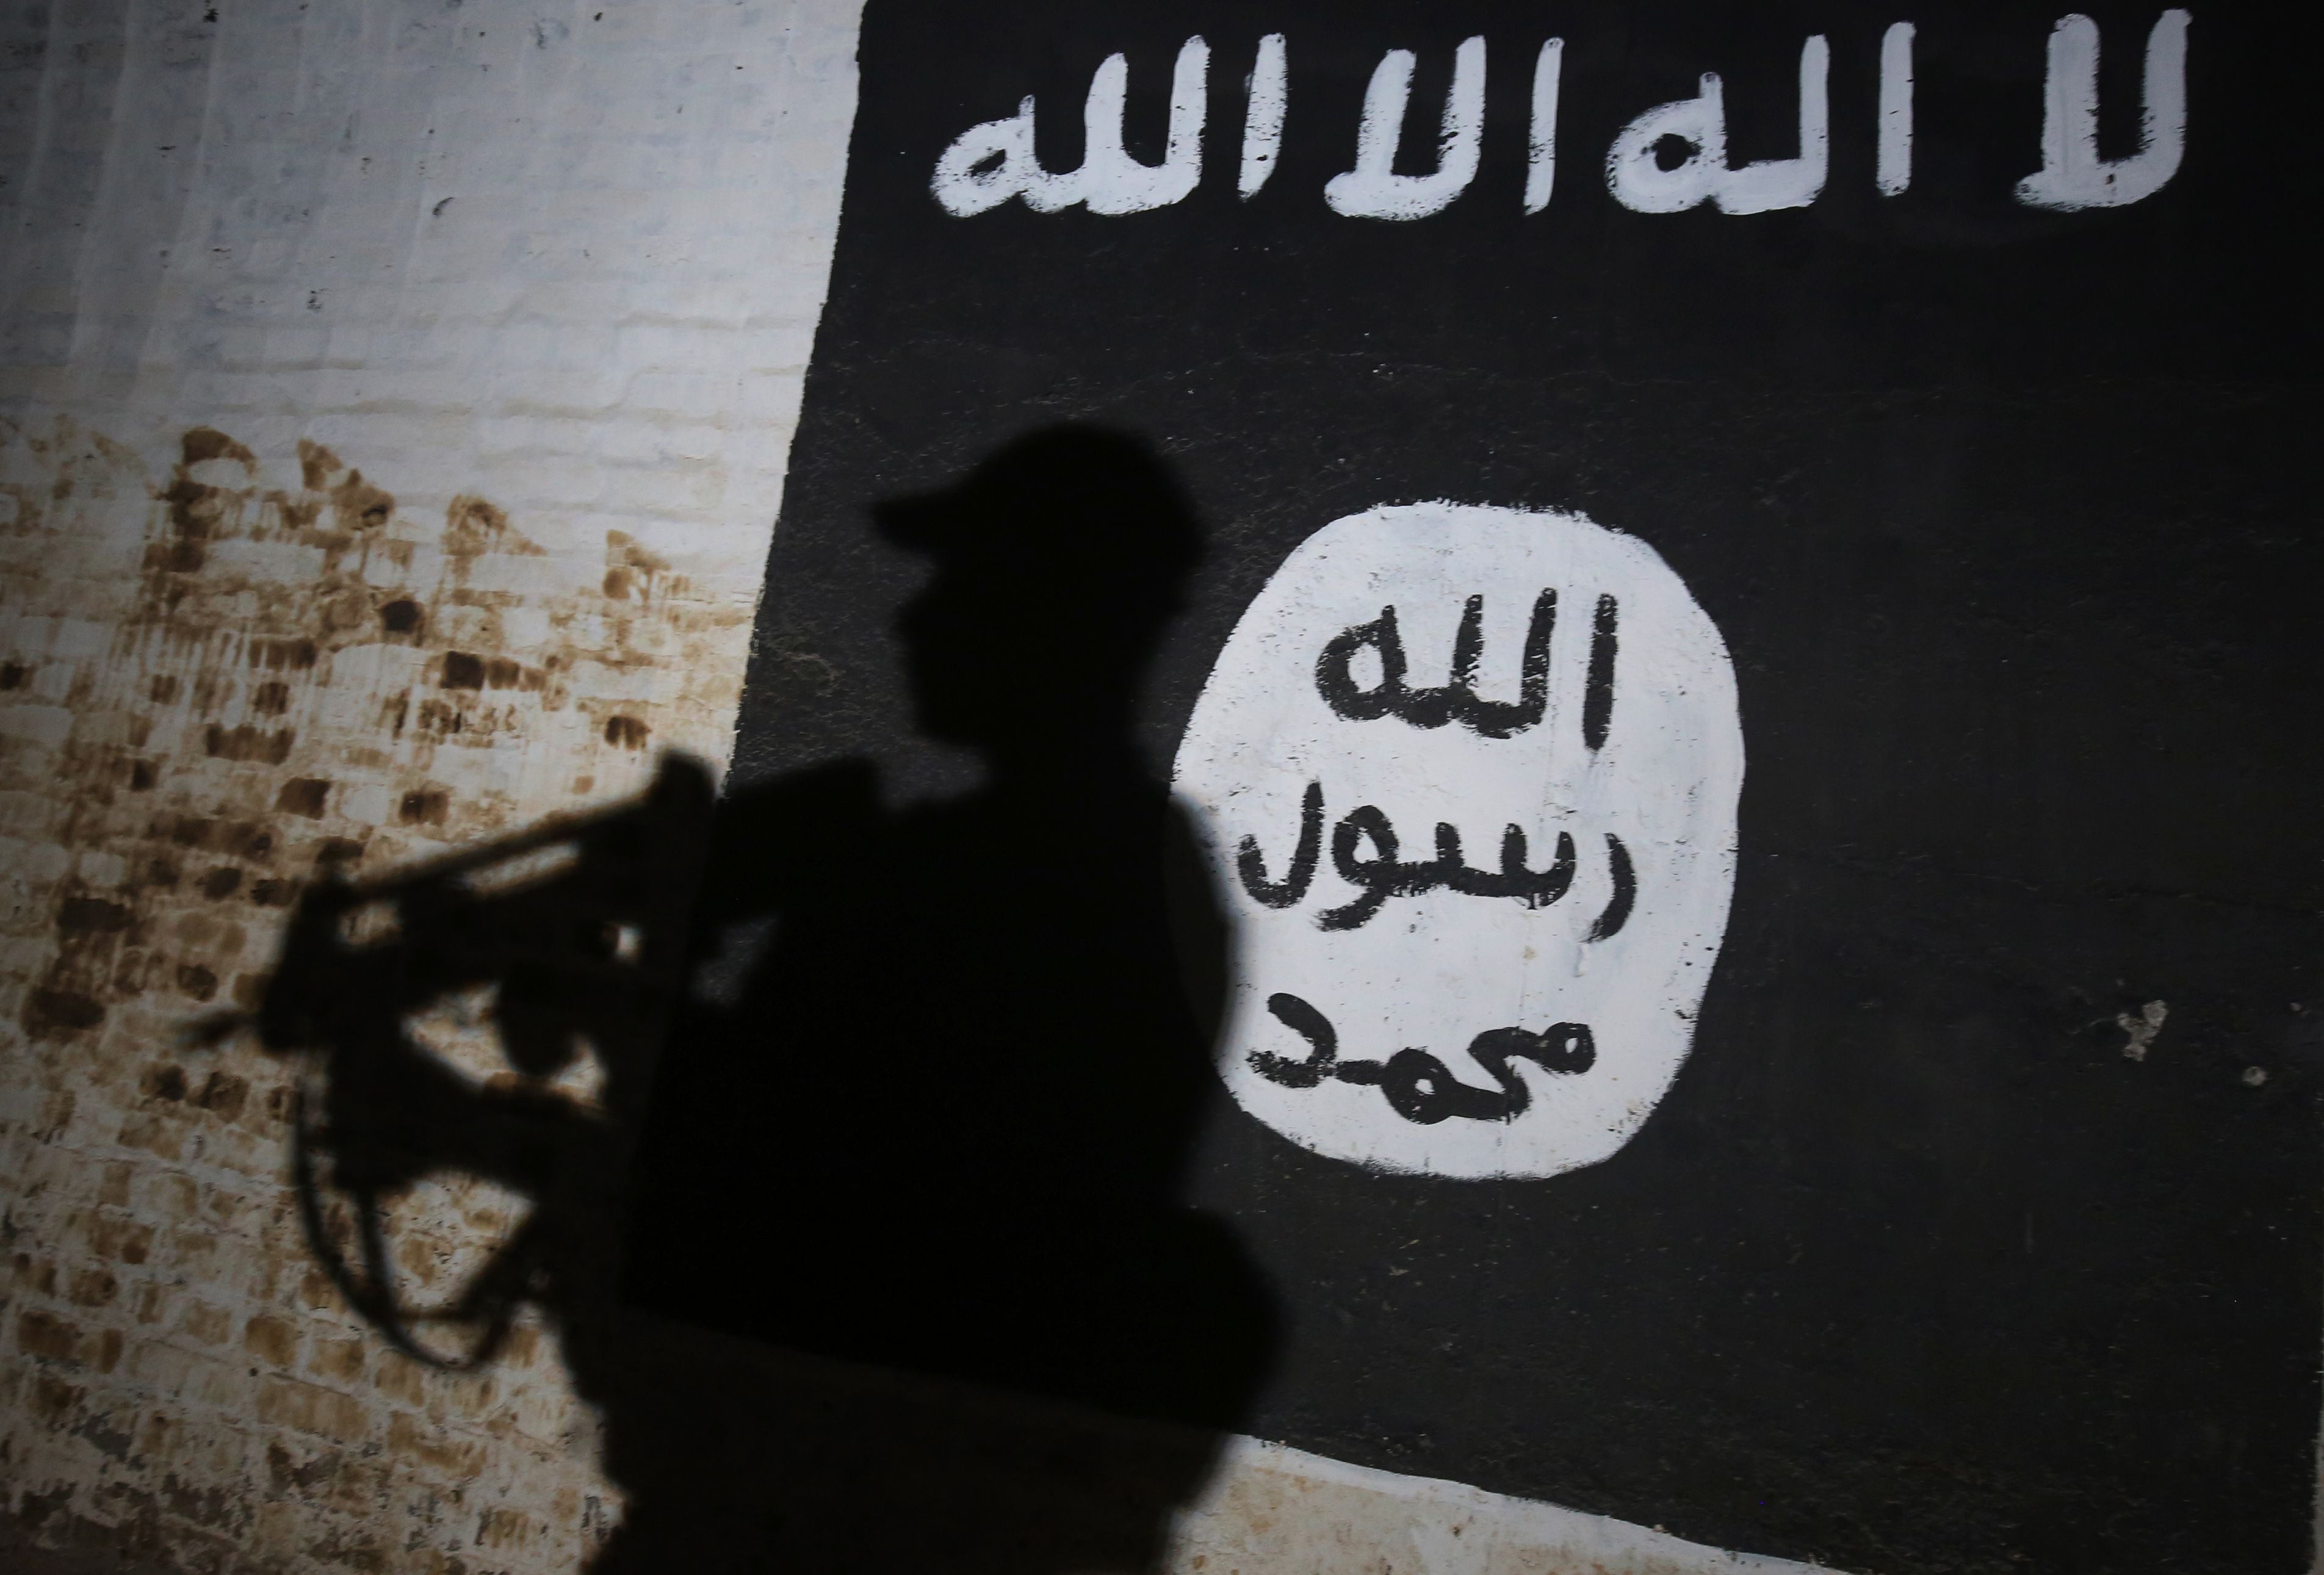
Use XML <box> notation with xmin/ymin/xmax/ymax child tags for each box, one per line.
<box><xmin>583</xmin><ymin>1303</ymin><xmax>1230</xmax><ymax>1575</ymax></box>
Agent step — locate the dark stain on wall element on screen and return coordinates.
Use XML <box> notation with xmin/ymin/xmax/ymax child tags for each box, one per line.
<box><xmin>1</xmin><ymin>418</ymin><xmax>737</xmax><ymax>1071</ymax></box>
<box><xmin>273</xmin><ymin>779</ymin><xmax>331</xmax><ymax>818</ymax></box>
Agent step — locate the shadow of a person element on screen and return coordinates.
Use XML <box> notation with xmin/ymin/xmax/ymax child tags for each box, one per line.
<box><xmin>592</xmin><ymin>427</ymin><xmax>1276</xmax><ymax>1571</ymax></box>
<box><xmin>244</xmin><ymin>428</ymin><xmax>1271</xmax><ymax>1574</ymax></box>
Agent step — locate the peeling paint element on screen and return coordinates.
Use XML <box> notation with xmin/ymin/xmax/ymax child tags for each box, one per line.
<box><xmin>1</xmin><ymin>418</ymin><xmax>751</xmax><ymax>1059</ymax></box>
<box><xmin>2118</xmin><ymin>999</ymin><xmax>2167</xmax><ymax>1061</ymax></box>
<box><xmin>0</xmin><ymin>413</ymin><xmax>770</xmax><ymax>1571</ymax></box>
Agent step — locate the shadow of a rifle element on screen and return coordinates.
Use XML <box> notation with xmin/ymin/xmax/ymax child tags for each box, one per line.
<box><xmin>190</xmin><ymin>755</ymin><xmax>715</xmax><ymax>1368</ymax></box>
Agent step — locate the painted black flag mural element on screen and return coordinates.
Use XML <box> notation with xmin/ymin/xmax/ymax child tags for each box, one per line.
<box><xmin>659</xmin><ymin>3</ymin><xmax>2323</xmax><ymax>1570</ymax></box>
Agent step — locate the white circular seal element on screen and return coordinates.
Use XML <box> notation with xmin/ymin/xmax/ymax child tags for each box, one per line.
<box><xmin>1173</xmin><ymin>503</ymin><xmax>1743</xmax><ymax>1179</ymax></box>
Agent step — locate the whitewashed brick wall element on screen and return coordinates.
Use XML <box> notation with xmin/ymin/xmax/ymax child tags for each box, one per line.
<box><xmin>0</xmin><ymin>2</ymin><xmax>863</xmax><ymax>1567</ymax></box>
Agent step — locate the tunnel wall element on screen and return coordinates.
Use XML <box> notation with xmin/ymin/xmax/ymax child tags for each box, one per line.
<box><xmin>2</xmin><ymin>4</ymin><xmax>2316</xmax><ymax>1574</ymax></box>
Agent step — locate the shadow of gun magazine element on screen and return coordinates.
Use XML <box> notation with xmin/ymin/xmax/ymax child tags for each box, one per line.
<box><xmin>261</xmin><ymin>756</ymin><xmax>711</xmax><ymax>1061</ymax></box>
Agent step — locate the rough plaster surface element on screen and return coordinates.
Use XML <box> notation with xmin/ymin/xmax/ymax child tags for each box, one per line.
<box><xmin>0</xmin><ymin>1</ymin><xmax>862</xmax><ymax>1568</ymax></box>
<box><xmin>0</xmin><ymin>2</ymin><xmax>1822</xmax><ymax>1571</ymax></box>
<box><xmin>1172</xmin><ymin>1441</ymin><xmax>1824</xmax><ymax>1575</ymax></box>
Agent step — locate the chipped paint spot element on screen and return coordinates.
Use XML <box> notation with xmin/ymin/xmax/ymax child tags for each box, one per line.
<box><xmin>2117</xmin><ymin>1000</ymin><xmax>2167</xmax><ymax>1061</ymax></box>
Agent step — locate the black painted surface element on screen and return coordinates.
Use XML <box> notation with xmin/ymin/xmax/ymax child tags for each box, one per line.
<box><xmin>708</xmin><ymin>4</ymin><xmax>2323</xmax><ymax>1570</ymax></box>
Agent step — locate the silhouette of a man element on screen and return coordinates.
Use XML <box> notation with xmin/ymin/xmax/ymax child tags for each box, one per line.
<box><xmin>256</xmin><ymin>431</ymin><xmax>1273</xmax><ymax>1574</ymax></box>
<box><xmin>627</xmin><ymin>425</ymin><xmax>1272</xmax><ymax>1427</ymax></box>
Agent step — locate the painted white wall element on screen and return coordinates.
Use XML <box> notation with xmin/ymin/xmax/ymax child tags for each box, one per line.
<box><xmin>1</xmin><ymin>0</ymin><xmax>856</xmax><ymax>574</ymax></box>
<box><xmin>1175</xmin><ymin>1440</ymin><xmax>1830</xmax><ymax>1575</ymax></box>
<box><xmin>0</xmin><ymin>2</ymin><xmax>871</xmax><ymax>1568</ymax></box>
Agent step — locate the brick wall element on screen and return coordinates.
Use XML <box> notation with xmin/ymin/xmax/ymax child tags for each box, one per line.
<box><xmin>0</xmin><ymin>2</ymin><xmax>861</xmax><ymax>1567</ymax></box>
